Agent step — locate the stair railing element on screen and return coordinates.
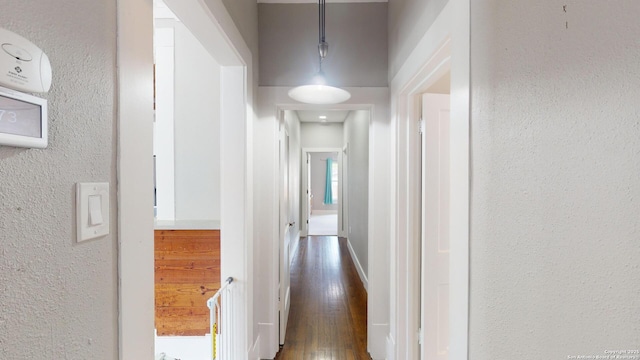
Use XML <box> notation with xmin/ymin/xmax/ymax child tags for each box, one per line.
<box><xmin>207</xmin><ymin>277</ymin><xmax>235</xmax><ymax>360</ymax></box>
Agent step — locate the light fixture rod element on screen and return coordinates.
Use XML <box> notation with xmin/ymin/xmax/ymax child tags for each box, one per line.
<box><xmin>318</xmin><ymin>0</ymin><xmax>329</xmax><ymax>72</ymax></box>
<box><xmin>288</xmin><ymin>0</ymin><xmax>351</xmax><ymax>105</ymax></box>
<box><xmin>319</xmin><ymin>0</ymin><xmax>326</xmax><ymax>44</ymax></box>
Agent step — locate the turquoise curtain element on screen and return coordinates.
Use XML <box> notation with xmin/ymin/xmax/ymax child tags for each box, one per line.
<box><xmin>324</xmin><ymin>158</ymin><xmax>333</xmax><ymax>204</ymax></box>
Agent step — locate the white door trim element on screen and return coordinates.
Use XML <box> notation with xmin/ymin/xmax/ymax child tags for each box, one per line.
<box><xmin>117</xmin><ymin>1</ymin><xmax>155</xmax><ymax>358</ymax></box>
<box><xmin>388</xmin><ymin>0</ymin><xmax>470</xmax><ymax>359</ymax></box>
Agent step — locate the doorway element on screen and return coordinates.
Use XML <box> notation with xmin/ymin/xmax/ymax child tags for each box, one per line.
<box><xmin>306</xmin><ymin>151</ymin><xmax>340</xmax><ymax>236</ymax></box>
<box><xmin>152</xmin><ymin>1</ymin><xmax>222</xmax><ymax>358</ymax></box>
<box><xmin>276</xmin><ymin>107</ymin><xmax>371</xmax><ymax>354</ymax></box>
<box><xmin>117</xmin><ymin>0</ymin><xmax>253</xmax><ymax>358</ymax></box>
<box><xmin>391</xmin><ymin>9</ymin><xmax>470</xmax><ymax>356</ymax></box>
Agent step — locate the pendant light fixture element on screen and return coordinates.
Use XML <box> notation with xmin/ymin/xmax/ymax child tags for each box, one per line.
<box><xmin>288</xmin><ymin>0</ymin><xmax>351</xmax><ymax>104</ymax></box>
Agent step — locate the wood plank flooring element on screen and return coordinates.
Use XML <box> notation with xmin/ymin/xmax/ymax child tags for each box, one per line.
<box><xmin>275</xmin><ymin>236</ymin><xmax>371</xmax><ymax>360</ymax></box>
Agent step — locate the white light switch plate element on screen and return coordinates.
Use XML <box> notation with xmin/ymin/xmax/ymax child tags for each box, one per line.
<box><xmin>76</xmin><ymin>182</ymin><xmax>110</xmax><ymax>242</ymax></box>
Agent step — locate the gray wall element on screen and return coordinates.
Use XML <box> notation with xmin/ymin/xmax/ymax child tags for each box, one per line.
<box><xmin>0</xmin><ymin>1</ymin><xmax>118</xmax><ymax>359</ymax></box>
<box><xmin>258</xmin><ymin>3</ymin><xmax>388</xmax><ymax>87</ymax></box>
<box><xmin>388</xmin><ymin>0</ymin><xmax>448</xmax><ymax>80</ymax></box>
<box><xmin>310</xmin><ymin>152</ymin><xmax>338</xmax><ymax>212</ymax></box>
<box><xmin>220</xmin><ymin>0</ymin><xmax>259</xmax><ymax>76</ymax></box>
<box><xmin>344</xmin><ymin>110</ymin><xmax>369</xmax><ymax>277</ymax></box>
<box><xmin>470</xmin><ymin>1</ymin><xmax>640</xmax><ymax>358</ymax></box>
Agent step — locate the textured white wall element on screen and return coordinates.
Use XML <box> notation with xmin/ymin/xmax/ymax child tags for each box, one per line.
<box><xmin>344</xmin><ymin>110</ymin><xmax>369</xmax><ymax>276</ymax></box>
<box><xmin>0</xmin><ymin>1</ymin><xmax>118</xmax><ymax>359</ymax></box>
<box><xmin>173</xmin><ymin>21</ymin><xmax>221</xmax><ymax>221</ymax></box>
<box><xmin>470</xmin><ymin>1</ymin><xmax>640</xmax><ymax>358</ymax></box>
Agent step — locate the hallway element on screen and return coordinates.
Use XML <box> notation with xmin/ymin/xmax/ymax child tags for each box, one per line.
<box><xmin>275</xmin><ymin>236</ymin><xmax>370</xmax><ymax>360</ymax></box>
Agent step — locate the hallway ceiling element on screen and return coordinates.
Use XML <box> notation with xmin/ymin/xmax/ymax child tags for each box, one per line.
<box><xmin>296</xmin><ymin>110</ymin><xmax>350</xmax><ymax>123</ymax></box>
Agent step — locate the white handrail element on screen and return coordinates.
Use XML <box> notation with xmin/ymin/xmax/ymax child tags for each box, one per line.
<box><xmin>207</xmin><ymin>277</ymin><xmax>234</xmax><ymax>360</ymax></box>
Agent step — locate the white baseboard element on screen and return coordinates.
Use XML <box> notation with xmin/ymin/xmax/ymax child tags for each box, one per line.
<box><xmin>311</xmin><ymin>209</ymin><xmax>337</xmax><ymax>215</ymax></box>
<box><xmin>346</xmin><ymin>239</ymin><xmax>368</xmax><ymax>291</ymax></box>
<box><xmin>368</xmin><ymin>323</ymin><xmax>388</xmax><ymax>359</ymax></box>
<box><xmin>259</xmin><ymin>322</ymin><xmax>277</xmax><ymax>359</ymax></box>
<box><xmin>386</xmin><ymin>333</ymin><xmax>396</xmax><ymax>360</ymax></box>
<box><xmin>248</xmin><ymin>334</ymin><xmax>260</xmax><ymax>359</ymax></box>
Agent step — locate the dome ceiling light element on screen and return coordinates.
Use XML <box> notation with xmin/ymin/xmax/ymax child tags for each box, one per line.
<box><xmin>288</xmin><ymin>0</ymin><xmax>351</xmax><ymax>105</ymax></box>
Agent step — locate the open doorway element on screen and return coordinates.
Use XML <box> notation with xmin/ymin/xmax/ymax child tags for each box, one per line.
<box><xmin>276</xmin><ymin>107</ymin><xmax>371</xmax><ymax>355</ymax></box>
<box><xmin>118</xmin><ymin>0</ymin><xmax>253</xmax><ymax>358</ymax></box>
<box><xmin>307</xmin><ymin>151</ymin><xmax>339</xmax><ymax>236</ymax></box>
<box><xmin>152</xmin><ymin>1</ymin><xmax>222</xmax><ymax>359</ymax></box>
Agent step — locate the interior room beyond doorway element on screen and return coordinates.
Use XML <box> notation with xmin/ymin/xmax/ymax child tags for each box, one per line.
<box><xmin>308</xmin><ymin>151</ymin><xmax>339</xmax><ymax>236</ymax></box>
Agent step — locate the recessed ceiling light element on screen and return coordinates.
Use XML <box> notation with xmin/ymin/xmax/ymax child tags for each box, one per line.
<box><xmin>319</xmin><ymin>115</ymin><xmax>327</xmax><ymax>119</ymax></box>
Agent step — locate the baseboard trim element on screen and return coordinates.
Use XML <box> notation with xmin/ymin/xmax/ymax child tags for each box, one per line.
<box><xmin>259</xmin><ymin>322</ymin><xmax>277</xmax><ymax>359</ymax></box>
<box><xmin>386</xmin><ymin>333</ymin><xmax>396</xmax><ymax>360</ymax></box>
<box><xmin>346</xmin><ymin>239</ymin><xmax>368</xmax><ymax>292</ymax></box>
<box><xmin>368</xmin><ymin>323</ymin><xmax>388</xmax><ymax>359</ymax></box>
<box><xmin>248</xmin><ymin>334</ymin><xmax>260</xmax><ymax>359</ymax></box>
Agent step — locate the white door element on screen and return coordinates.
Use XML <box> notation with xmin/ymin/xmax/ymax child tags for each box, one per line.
<box><xmin>306</xmin><ymin>152</ymin><xmax>312</xmax><ymax>232</ymax></box>
<box><xmin>279</xmin><ymin>127</ymin><xmax>291</xmax><ymax>344</ymax></box>
<box><xmin>421</xmin><ymin>93</ymin><xmax>450</xmax><ymax>360</ymax></box>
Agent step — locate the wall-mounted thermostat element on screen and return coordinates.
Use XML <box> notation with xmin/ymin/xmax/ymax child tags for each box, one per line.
<box><xmin>0</xmin><ymin>86</ymin><xmax>47</xmax><ymax>148</ymax></box>
<box><xmin>0</xmin><ymin>28</ymin><xmax>52</xmax><ymax>93</ymax></box>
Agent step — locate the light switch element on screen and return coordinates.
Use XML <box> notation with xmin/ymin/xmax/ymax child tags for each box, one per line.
<box><xmin>88</xmin><ymin>195</ymin><xmax>103</xmax><ymax>226</ymax></box>
<box><xmin>77</xmin><ymin>182</ymin><xmax>110</xmax><ymax>242</ymax></box>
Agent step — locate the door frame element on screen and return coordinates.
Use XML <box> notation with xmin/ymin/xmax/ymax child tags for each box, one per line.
<box><xmin>388</xmin><ymin>0</ymin><xmax>470</xmax><ymax>359</ymax></box>
<box><xmin>301</xmin><ymin>147</ymin><xmax>345</xmax><ymax>238</ymax></box>
<box><xmin>278</xmin><ymin>121</ymin><xmax>291</xmax><ymax>344</ymax></box>
<box><xmin>117</xmin><ymin>0</ymin><xmax>255</xmax><ymax>358</ymax></box>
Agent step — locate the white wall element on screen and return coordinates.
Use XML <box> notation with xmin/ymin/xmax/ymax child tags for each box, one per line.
<box><xmin>343</xmin><ymin>110</ymin><xmax>370</xmax><ymax>278</ymax></box>
<box><xmin>154</xmin><ymin>25</ymin><xmax>176</xmax><ymax>220</ymax></box>
<box><xmin>0</xmin><ymin>1</ymin><xmax>119</xmax><ymax>358</ymax></box>
<box><xmin>172</xmin><ymin>21</ymin><xmax>221</xmax><ymax>221</ymax></box>
<box><xmin>300</xmin><ymin>122</ymin><xmax>344</xmax><ymax>148</ymax></box>
<box><xmin>470</xmin><ymin>1</ymin><xmax>640</xmax><ymax>358</ymax></box>
<box><xmin>310</xmin><ymin>152</ymin><xmax>338</xmax><ymax>212</ymax></box>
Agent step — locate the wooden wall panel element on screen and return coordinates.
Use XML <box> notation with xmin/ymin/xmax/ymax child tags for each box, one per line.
<box><xmin>155</xmin><ymin>229</ymin><xmax>220</xmax><ymax>336</ymax></box>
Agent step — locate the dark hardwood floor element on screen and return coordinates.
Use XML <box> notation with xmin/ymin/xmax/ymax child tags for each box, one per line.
<box><xmin>275</xmin><ymin>236</ymin><xmax>371</xmax><ymax>360</ymax></box>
